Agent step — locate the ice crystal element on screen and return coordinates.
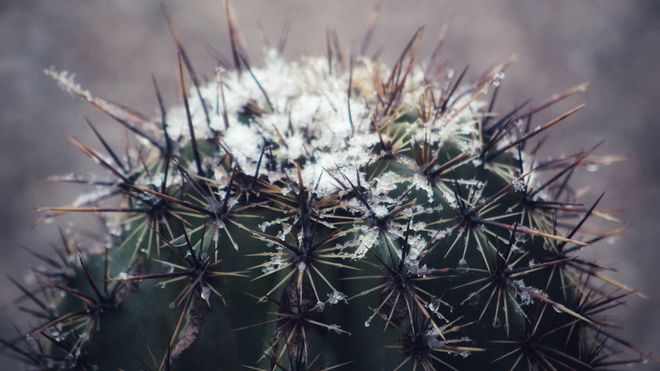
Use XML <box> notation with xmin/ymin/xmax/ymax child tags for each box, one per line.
<box><xmin>327</xmin><ymin>290</ymin><xmax>347</xmax><ymax>305</ymax></box>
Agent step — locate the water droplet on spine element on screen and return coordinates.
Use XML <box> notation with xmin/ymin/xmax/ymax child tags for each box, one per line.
<box><xmin>428</xmin><ymin>298</ymin><xmax>440</xmax><ymax>313</ymax></box>
<box><xmin>456</xmin><ymin>258</ymin><xmax>469</xmax><ymax>274</ymax></box>
<box><xmin>201</xmin><ymin>286</ymin><xmax>211</xmax><ymax>304</ymax></box>
<box><xmin>313</xmin><ymin>301</ymin><xmax>325</xmax><ymax>312</ymax></box>
<box><xmin>467</xmin><ymin>292</ymin><xmax>480</xmax><ymax>306</ymax></box>
<box><xmin>364</xmin><ymin>308</ymin><xmax>378</xmax><ymax>328</ymax></box>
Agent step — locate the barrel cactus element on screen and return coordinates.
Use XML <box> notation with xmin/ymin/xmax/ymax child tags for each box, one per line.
<box><xmin>4</xmin><ymin>8</ymin><xmax>647</xmax><ymax>371</ymax></box>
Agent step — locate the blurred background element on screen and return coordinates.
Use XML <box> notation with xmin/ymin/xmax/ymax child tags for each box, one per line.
<box><xmin>1</xmin><ymin>0</ymin><xmax>658</xmax><ymax>369</ymax></box>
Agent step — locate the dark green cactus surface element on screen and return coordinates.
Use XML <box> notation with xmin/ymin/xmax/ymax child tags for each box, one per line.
<box><xmin>4</xmin><ymin>17</ymin><xmax>646</xmax><ymax>371</ymax></box>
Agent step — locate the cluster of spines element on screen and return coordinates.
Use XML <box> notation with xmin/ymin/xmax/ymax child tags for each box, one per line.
<box><xmin>2</xmin><ymin>2</ymin><xmax>650</xmax><ymax>370</ymax></box>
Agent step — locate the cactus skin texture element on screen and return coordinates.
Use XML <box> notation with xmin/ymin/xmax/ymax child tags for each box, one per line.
<box><xmin>4</xmin><ymin>11</ymin><xmax>648</xmax><ymax>371</ymax></box>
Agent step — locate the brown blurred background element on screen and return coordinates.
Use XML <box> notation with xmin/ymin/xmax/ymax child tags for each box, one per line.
<box><xmin>1</xmin><ymin>0</ymin><xmax>658</xmax><ymax>369</ymax></box>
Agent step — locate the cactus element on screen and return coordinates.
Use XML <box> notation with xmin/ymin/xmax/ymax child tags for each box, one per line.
<box><xmin>3</xmin><ymin>9</ymin><xmax>648</xmax><ymax>371</ymax></box>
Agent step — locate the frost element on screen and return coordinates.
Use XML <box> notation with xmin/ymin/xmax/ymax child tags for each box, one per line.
<box><xmin>72</xmin><ymin>189</ymin><xmax>115</xmax><ymax>207</ymax></box>
<box><xmin>352</xmin><ymin>227</ymin><xmax>379</xmax><ymax>258</ymax></box>
<box><xmin>45</xmin><ymin>67</ymin><xmax>149</xmax><ymax>142</ymax></box>
<box><xmin>372</xmin><ymin>171</ymin><xmax>407</xmax><ymax>195</ymax></box>
<box><xmin>411</xmin><ymin>221</ymin><xmax>427</xmax><ymax>232</ymax></box>
<box><xmin>512</xmin><ymin>279</ymin><xmax>543</xmax><ymax>306</ymax></box>
<box><xmin>326</xmin><ymin>324</ymin><xmax>344</xmax><ymax>334</ymax></box>
<box><xmin>405</xmin><ymin>261</ymin><xmax>431</xmax><ymax>276</ymax></box>
<box><xmin>512</xmin><ymin>179</ymin><xmax>526</xmax><ymax>192</ymax></box>
<box><xmin>89</xmin><ymin>51</ymin><xmax>491</xmax><ymax>203</ymax></box>
<box><xmin>192</xmin><ymin>52</ymin><xmax>378</xmax><ymax>195</ymax></box>
<box><xmin>405</xmin><ymin>234</ymin><xmax>427</xmax><ymax>261</ymax></box>
<box><xmin>327</xmin><ymin>290</ymin><xmax>347</xmax><ymax>305</ymax></box>
<box><xmin>491</xmin><ymin>72</ymin><xmax>505</xmax><ymax>87</ymax></box>
<box><xmin>261</xmin><ymin>255</ymin><xmax>287</xmax><ymax>274</ymax></box>
<box><xmin>371</xmin><ymin>205</ymin><xmax>389</xmax><ymax>219</ymax></box>
<box><xmin>514</xmin><ymin>232</ymin><xmax>529</xmax><ymax>244</ymax></box>
<box><xmin>40</xmin><ymin>55</ymin><xmax>540</xmax><ymax>353</ymax></box>
<box><xmin>426</xmin><ymin>337</ymin><xmax>445</xmax><ymax>348</ymax></box>
<box><xmin>222</xmin><ymin>123</ymin><xmax>263</xmax><ymax>175</ymax></box>
<box><xmin>44</xmin><ymin>68</ymin><xmax>92</xmax><ymax>100</ymax></box>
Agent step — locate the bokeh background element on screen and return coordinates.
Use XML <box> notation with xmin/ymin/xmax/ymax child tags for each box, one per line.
<box><xmin>1</xmin><ymin>0</ymin><xmax>658</xmax><ymax>369</ymax></box>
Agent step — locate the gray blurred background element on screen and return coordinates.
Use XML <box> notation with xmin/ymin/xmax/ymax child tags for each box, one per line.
<box><xmin>1</xmin><ymin>0</ymin><xmax>658</xmax><ymax>369</ymax></box>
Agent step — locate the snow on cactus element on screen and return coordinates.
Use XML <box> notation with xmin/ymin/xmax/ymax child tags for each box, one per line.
<box><xmin>4</xmin><ymin>6</ymin><xmax>648</xmax><ymax>371</ymax></box>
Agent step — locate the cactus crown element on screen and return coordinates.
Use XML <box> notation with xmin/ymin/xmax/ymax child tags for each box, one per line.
<box><xmin>4</xmin><ymin>9</ymin><xmax>647</xmax><ymax>371</ymax></box>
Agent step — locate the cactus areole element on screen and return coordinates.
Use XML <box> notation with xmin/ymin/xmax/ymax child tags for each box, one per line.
<box><xmin>7</xmin><ymin>14</ymin><xmax>646</xmax><ymax>371</ymax></box>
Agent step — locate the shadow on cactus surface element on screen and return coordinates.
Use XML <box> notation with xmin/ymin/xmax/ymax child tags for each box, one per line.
<box><xmin>2</xmin><ymin>3</ymin><xmax>652</xmax><ymax>371</ymax></box>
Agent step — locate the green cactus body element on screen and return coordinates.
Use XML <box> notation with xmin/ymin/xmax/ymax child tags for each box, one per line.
<box><xmin>9</xmin><ymin>30</ymin><xmax>644</xmax><ymax>370</ymax></box>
